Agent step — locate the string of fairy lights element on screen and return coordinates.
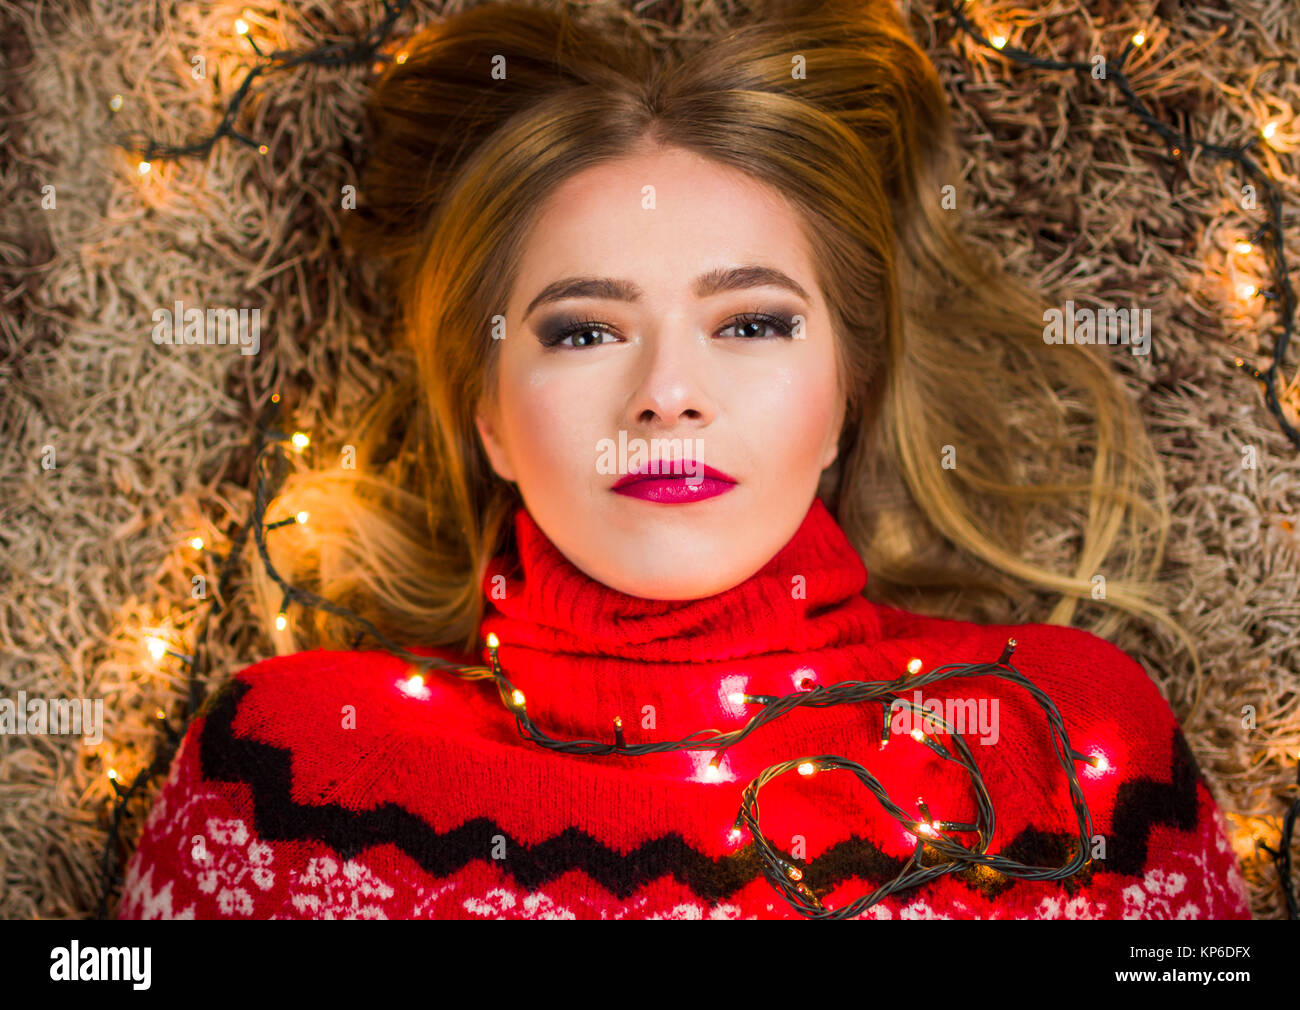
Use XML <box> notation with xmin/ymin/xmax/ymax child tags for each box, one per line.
<box><xmin>944</xmin><ymin>0</ymin><xmax>1297</xmax><ymax>450</ymax></box>
<box><xmin>93</xmin><ymin>2</ymin><xmax>1298</xmax><ymax>918</ymax></box>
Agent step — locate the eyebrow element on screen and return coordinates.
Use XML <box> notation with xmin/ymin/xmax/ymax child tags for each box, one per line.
<box><xmin>522</xmin><ymin>265</ymin><xmax>811</xmax><ymax>321</ymax></box>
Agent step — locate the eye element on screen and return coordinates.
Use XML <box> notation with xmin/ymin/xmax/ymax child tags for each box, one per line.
<box><xmin>718</xmin><ymin>311</ymin><xmax>796</xmax><ymax>340</ymax></box>
<box><xmin>539</xmin><ymin>319</ymin><xmax>620</xmax><ymax>349</ymax></box>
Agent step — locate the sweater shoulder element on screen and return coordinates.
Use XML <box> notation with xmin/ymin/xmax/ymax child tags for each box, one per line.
<box><xmin>872</xmin><ymin>602</ymin><xmax>1166</xmax><ymax>703</ymax></box>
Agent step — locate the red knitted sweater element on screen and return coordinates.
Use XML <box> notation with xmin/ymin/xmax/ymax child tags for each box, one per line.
<box><xmin>117</xmin><ymin>498</ymin><xmax>1251</xmax><ymax>919</ymax></box>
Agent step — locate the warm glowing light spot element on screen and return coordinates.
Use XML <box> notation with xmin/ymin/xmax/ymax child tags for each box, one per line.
<box><xmin>190</xmin><ymin>537</ymin><xmax>204</xmax><ymax>550</ymax></box>
<box><xmin>138</xmin><ymin>161</ymin><xmax>151</xmax><ymax>175</ymax></box>
<box><xmin>107</xmin><ymin>769</ymin><xmax>118</xmax><ymax>781</ymax></box>
<box><xmin>1262</xmin><ymin>121</ymin><xmax>1278</xmax><ymax>140</ymax></box>
<box><xmin>991</xmin><ymin>35</ymin><xmax>1007</xmax><ymax>49</ymax></box>
<box><xmin>234</xmin><ymin>18</ymin><xmax>249</xmax><ymax>35</ymax></box>
<box><xmin>797</xmin><ymin>761</ymin><xmax>816</xmax><ymax>776</ymax></box>
<box><xmin>396</xmin><ymin>51</ymin><xmax>408</xmax><ymax>64</ymax></box>
<box><xmin>145</xmin><ymin>636</ymin><xmax>167</xmax><ymax>661</ymax></box>
<box><xmin>274</xmin><ymin>612</ymin><xmax>287</xmax><ymax>631</ymax></box>
<box><xmin>486</xmin><ymin>632</ymin><xmax>499</xmax><ymax>648</ymax></box>
<box><xmin>728</xmin><ymin>692</ymin><xmax>745</xmax><ymax>706</ymax></box>
<box><xmin>1237</xmin><ymin>282</ymin><xmax>1257</xmax><ymax>300</ymax></box>
<box><xmin>1083</xmin><ymin>747</ymin><xmax>1114</xmax><ymax>778</ymax></box>
<box><xmin>907</xmin><ymin>657</ymin><xmax>922</xmax><ymax>675</ymax></box>
<box><xmin>511</xmin><ymin>689</ymin><xmax>526</xmax><ymax>708</ymax></box>
<box><xmin>1236</xmin><ymin>241</ymin><xmax>1253</xmax><ymax>254</ymax></box>
<box><xmin>291</xmin><ymin>432</ymin><xmax>310</xmax><ymax>452</ymax></box>
<box><xmin>295</xmin><ymin>510</ymin><xmax>309</xmax><ymax>524</ymax></box>
<box><xmin>910</xmin><ymin>728</ymin><xmax>924</xmax><ymax>741</ymax></box>
<box><xmin>109</xmin><ymin>94</ymin><xmax>123</xmax><ymax>111</ymax></box>
<box><xmin>1131</xmin><ymin>32</ymin><xmax>1145</xmax><ymax>46</ymax></box>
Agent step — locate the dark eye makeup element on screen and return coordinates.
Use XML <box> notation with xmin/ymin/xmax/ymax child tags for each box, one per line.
<box><xmin>536</xmin><ymin>308</ymin><xmax>800</xmax><ymax>349</ymax></box>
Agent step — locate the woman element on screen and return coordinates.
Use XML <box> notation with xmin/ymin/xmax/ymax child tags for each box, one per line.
<box><xmin>116</xmin><ymin>0</ymin><xmax>1251</xmax><ymax>919</ymax></box>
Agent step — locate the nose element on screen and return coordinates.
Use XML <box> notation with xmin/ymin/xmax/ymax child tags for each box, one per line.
<box><xmin>624</xmin><ymin>326</ymin><xmax>717</xmax><ymax>430</ymax></box>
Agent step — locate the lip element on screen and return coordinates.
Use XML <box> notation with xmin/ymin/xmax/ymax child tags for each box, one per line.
<box><xmin>611</xmin><ymin>460</ymin><xmax>737</xmax><ymax>504</ymax></box>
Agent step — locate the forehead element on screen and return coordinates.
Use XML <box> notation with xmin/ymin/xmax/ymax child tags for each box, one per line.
<box><xmin>509</xmin><ymin>147</ymin><xmax>816</xmax><ymax>311</ymax></box>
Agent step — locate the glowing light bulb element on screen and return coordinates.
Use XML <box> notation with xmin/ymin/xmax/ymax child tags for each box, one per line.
<box><xmin>705</xmin><ymin>760</ymin><xmax>721</xmax><ymax>781</ymax></box>
<box><xmin>291</xmin><ymin>431</ymin><xmax>310</xmax><ymax>452</ymax></box>
<box><xmin>295</xmin><ymin>510</ymin><xmax>309</xmax><ymax>525</ymax></box>
<box><xmin>1131</xmin><ymin>32</ymin><xmax>1145</xmax><ymax>46</ymax></box>
<box><xmin>407</xmin><ymin>674</ymin><xmax>424</xmax><ymax>690</ymax></box>
<box><xmin>511</xmin><ymin>689</ymin><xmax>526</xmax><ymax>708</ymax></box>
<box><xmin>258</xmin><ymin>144</ymin><xmax>269</xmax><ymax>156</ymax></box>
<box><xmin>137</xmin><ymin>161</ymin><xmax>151</xmax><ymax>175</ymax></box>
<box><xmin>991</xmin><ymin>35</ymin><xmax>1007</xmax><ymax>49</ymax></box>
<box><xmin>274</xmin><ymin>612</ymin><xmax>287</xmax><ymax>631</ymax></box>
<box><xmin>728</xmin><ymin>691</ymin><xmax>745</xmax><ymax>706</ymax></box>
<box><xmin>1238</xmin><ymin>282</ymin><xmax>1257</xmax><ymax>300</ymax></box>
<box><xmin>395</xmin><ymin>51</ymin><xmax>408</xmax><ymax>64</ymax></box>
<box><xmin>189</xmin><ymin>536</ymin><xmax>204</xmax><ymax>550</ymax></box>
<box><xmin>728</xmin><ymin>828</ymin><xmax>742</xmax><ymax>843</ymax></box>
<box><xmin>154</xmin><ymin>709</ymin><xmax>166</xmax><ymax>720</ymax></box>
<box><xmin>797</xmin><ymin>761</ymin><xmax>816</xmax><ymax>776</ymax></box>
<box><xmin>109</xmin><ymin>94</ymin><xmax>123</xmax><ymax>111</ymax></box>
<box><xmin>918</xmin><ymin>822</ymin><xmax>936</xmax><ymax>837</ymax></box>
<box><xmin>145</xmin><ymin>636</ymin><xmax>167</xmax><ymax>661</ymax></box>
<box><xmin>486</xmin><ymin>632</ymin><xmax>499</xmax><ymax>648</ymax></box>
<box><xmin>907</xmin><ymin>657</ymin><xmax>922</xmax><ymax>675</ymax></box>
<box><xmin>1262</xmin><ymin>121</ymin><xmax>1278</xmax><ymax>140</ymax></box>
<box><xmin>910</xmin><ymin>728</ymin><xmax>925</xmax><ymax>741</ymax></box>
<box><xmin>1236</xmin><ymin>241</ymin><xmax>1253</xmax><ymax>254</ymax></box>
<box><xmin>234</xmin><ymin>18</ymin><xmax>249</xmax><ymax>34</ymax></box>
<box><xmin>107</xmin><ymin>769</ymin><xmax>118</xmax><ymax>781</ymax></box>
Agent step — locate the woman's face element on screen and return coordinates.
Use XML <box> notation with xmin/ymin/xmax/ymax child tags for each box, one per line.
<box><xmin>475</xmin><ymin>143</ymin><xmax>846</xmax><ymax>600</ymax></box>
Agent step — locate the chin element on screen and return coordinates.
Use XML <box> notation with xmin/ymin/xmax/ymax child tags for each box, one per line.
<box><xmin>602</xmin><ymin>564</ymin><xmax>740</xmax><ymax>602</ymax></box>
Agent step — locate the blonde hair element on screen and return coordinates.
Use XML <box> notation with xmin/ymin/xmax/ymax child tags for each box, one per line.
<box><xmin>253</xmin><ymin>0</ymin><xmax>1201</xmax><ymax>698</ymax></box>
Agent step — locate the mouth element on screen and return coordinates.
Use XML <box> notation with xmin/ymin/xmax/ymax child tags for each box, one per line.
<box><xmin>611</xmin><ymin>460</ymin><xmax>737</xmax><ymax>504</ymax></box>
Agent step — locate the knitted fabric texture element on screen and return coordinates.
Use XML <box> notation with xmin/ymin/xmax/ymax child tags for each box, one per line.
<box><xmin>117</xmin><ymin>498</ymin><xmax>1252</xmax><ymax>919</ymax></box>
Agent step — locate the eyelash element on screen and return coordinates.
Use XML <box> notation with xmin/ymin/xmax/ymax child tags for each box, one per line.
<box><xmin>539</xmin><ymin>310</ymin><xmax>797</xmax><ymax>349</ymax></box>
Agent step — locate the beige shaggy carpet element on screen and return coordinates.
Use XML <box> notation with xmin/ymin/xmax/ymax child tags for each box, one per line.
<box><xmin>1</xmin><ymin>0</ymin><xmax>1297</xmax><ymax>919</ymax></box>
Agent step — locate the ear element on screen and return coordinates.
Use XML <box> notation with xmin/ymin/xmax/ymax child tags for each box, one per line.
<box><xmin>475</xmin><ymin>399</ymin><xmax>518</xmax><ymax>484</ymax></box>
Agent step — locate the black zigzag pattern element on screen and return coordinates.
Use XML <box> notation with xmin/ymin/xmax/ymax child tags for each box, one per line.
<box><xmin>194</xmin><ymin>677</ymin><xmax>1204</xmax><ymax>905</ymax></box>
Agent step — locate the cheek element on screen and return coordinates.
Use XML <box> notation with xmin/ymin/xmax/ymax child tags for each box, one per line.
<box><xmin>499</xmin><ymin>367</ymin><xmax>594</xmax><ymax>476</ymax></box>
<box><xmin>750</xmin><ymin>364</ymin><xmax>840</xmax><ymax>463</ymax></box>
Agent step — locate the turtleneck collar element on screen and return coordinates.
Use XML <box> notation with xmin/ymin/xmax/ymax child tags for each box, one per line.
<box><xmin>479</xmin><ymin>498</ymin><xmax>882</xmax><ymax>665</ymax></box>
<box><xmin>474</xmin><ymin>499</ymin><xmax>884</xmax><ymax>745</ymax></box>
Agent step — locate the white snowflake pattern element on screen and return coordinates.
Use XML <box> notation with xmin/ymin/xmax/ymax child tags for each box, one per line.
<box><xmin>286</xmin><ymin>854</ymin><xmax>397</xmax><ymax>919</ymax></box>
<box><xmin>119</xmin><ymin>862</ymin><xmax>197</xmax><ymax>919</ymax></box>
<box><xmin>191</xmin><ymin>815</ymin><xmax>276</xmax><ymax>917</ymax></box>
<box><xmin>461</xmin><ymin>886</ymin><xmax>578</xmax><ymax>919</ymax></box>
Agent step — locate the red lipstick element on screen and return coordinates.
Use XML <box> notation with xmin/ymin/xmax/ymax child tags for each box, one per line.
<box><xmin>611</xmin><ymin>460</ymin><xmax>737</xmax><ymax>504</ymax></box>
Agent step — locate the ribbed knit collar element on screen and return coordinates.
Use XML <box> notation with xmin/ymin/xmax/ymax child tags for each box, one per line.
<box><xmin>475</xmin><ymin>499</ymin><xmax>884</xmax><ymax>743</ymax></box>
<box><xmin>479</xmin><ymin>497</ymin><xmax>882</xmax><ymax>664</ymax></box>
